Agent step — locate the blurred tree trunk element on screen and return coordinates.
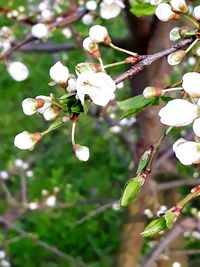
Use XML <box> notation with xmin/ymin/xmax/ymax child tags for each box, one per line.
<box><xmin>115</xmin><ymin>2</ymin><xmax>188</xmax><ymax>267</ymax></box>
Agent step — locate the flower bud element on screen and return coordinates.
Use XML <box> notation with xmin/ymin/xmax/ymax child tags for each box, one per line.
<box><xmin>82</xmin><ymin>37</ymin><xmax>100</xmax><ymax>58</ymax></box>
<box><xmin>49</xmin><ymin>61</ymin><xmax>69</xmax><ymax>84</ymax></box>
<box><xmin>167</xmin><ymin>50</ymin><xmax>186</xmax><ymax>65</ymax></box>
<box><xmin>169</xmin><ymin>27</ymin><xmax>181</xmax><ymax>41</ymax></box>
<box><xmin>120</xmin><ymin>176</ymin><xmax>145</xmax><ymax>207</ymax></box>
<box><xmin>86</xmin><ymin>0</ymin><xmax>97</xmax><ymax>11</ymax></box>
<box><xmin>159</xmin><ymin>99</ymin><xmax>197</xmax><ymax>127</ymax></box>
<box><xmin>155</xmin><ymin>3</ymin><xmax>178</xmax><ymax>22</ymax></box>
<box><xmin>82</xmin><ymin>14</ymin><xmax>94</xmax><ymax>25</ymax></box>
<box><xmin>143</xmin><ymin>86</ymin><xmax>162</xmax><ymax>99</ymax></box>
<box><xmin>100</xmin><ymin>0</ymin><xmax>124</xmax><ymax>20</ymax></box>
<box><xmin>22</xmin><ymin>98</ymin><xmax>44</xmax><ymax>116</ymax></box>
<box><xmin>173</xmin><ymin>138</ymin><xmax>200</xmax><ymax>165</ymax></box>
<box><xmin>14</xmin><ymin>131</ymin><xmax>42</xmax><ymax>150</ymax></box>
<box><xmin>31</xmin><ymin>23</ymin><xmax>48</xmax><ymax>39</ymax></box>
<box><xmin>8</xmin><ymin>61</ymin><xmax>29</xmax><ymax>82</ymax></box>
<box><xmin>36</xmin><ymin>95</ymin><xmax>51</xmax><ymax>114</ymax></box>
<box><xmin>170</xmin><ymin>0</ymin><xmax>188</xmax><ymax>13</ymax></box>
<box><xmin>43</xmin><ymin>107</ymin><xmax>60</xmax><ymax>121</ymax></box>
<box><xmin>193</xmin><ymin>6</ymin><xmax>200</xmax><ymax>21</ymax></box>
<box><xmin>74</xmin><ymin>144</ymin><xmax>90</xmax><ymax>161</ymax></box>
<box><xmin>89</xmin><ymin>25</ymin><xmax>111</xmax><ymax>44</ymax></box>
<box><xmin>67</xmin><ymin>77</ymin><xmax>76</xmax><ymax>93</ymax></box>
<box><xmin>182</xmin><ymin>72</ymin><xmax>200</xmax><ymax>97</ymax></box>
<box><xmin>141</xmin><ymin>217</ymin><xmax>167</xmax><ymax>237</ymax></box>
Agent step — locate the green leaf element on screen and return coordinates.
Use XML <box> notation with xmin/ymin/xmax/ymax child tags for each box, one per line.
<box><xmin>120</xmin><ymin>176</ymin><xmax>144</xmax><ymax>207</ymax></box>
<box><xmin>129</xmin><ymin>1</ymin><xmax>156</xmax><ymax>17</ymax></box>
<box><xmin>70</xmin><ymin>102</ymin><xmax>84</xmax><ymax>113</ymax></box>
<box><xmin>45</xmin><ymin>117</ymin><xmax>65</xmax><ymax>133</ymax></box>
<box><xmin>117</xmin><ymin>95</ymin><xmax>153</xmax><ymax>111</ymax></box>
<box><xmin>161</xmin><ymin>96</ymin><xmax>175</xmax><ymax>103</ymax></box>
<box><xmin>164</xmin><ymin>210</ymin><xmax>174</xmax><ymax>229</ymax></box>
<box><xmin>141</xmin><ymin>217</ymin><xmax>167</xmax><ymax>237</ymax></box>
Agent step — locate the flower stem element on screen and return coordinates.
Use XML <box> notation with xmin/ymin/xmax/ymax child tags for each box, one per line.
<box><xmin>109</xmin><ymin>43</ymin><xmax>138</xmax><ymax>56</ymax></box>
<box><xmin>185</xmin><ymin>38</ymin><xmax>199</xmax><ymax>54</ymax></box>
<box><xmin>98</xmin><ymin>57</ymin><xmax>105</xmax><ymax>71</ymax></box>
<box><xmin>163</xmin><ymin>87</ymin><xmax>183</xmax><ymax>93</ymax></box>
<box><xmin>177</xmin><ymin>185</ymin><xmax>200</xmax><ymax>208</ymax></box>
<box><xmin>71</xmin><ymin>122</ymin><xmax>76</xmax><ymax>146</ymax></box>
<box><xmin>184</xmin><ymin>14</ymin><xmax>199</xmax><ymax>29</ymax></box>
<box><xmin>104</xmin><ymin>61</ymin><xmax>126</xmax><ymax>69</ymax></box>
<box><xmin>50</xmin><ymin>100</ymin><xmax>63</xmax><ymax>109</ymax></box>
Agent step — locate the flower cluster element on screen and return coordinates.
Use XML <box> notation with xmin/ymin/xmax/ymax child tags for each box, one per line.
<box><xmin>14</xmin><ymin>24</ymin><xmax>119</xmax><ymax>162</ymax></box>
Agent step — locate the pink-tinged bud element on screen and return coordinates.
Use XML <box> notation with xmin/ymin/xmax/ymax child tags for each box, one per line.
<box><xmin>35</xmin><ymin>98</ymin><xmax>45</xmax><ymax>108</ymax></box>
<box><xmin>73</xmin><ymin>144</ymin><xmax>90</xmax><ymax>161</ymax></box>
<box><xmin>14</xmin><ymin>131</ymin><xmax>42</xmax><ymax>150</ymax></box>
<box><xmin>143</xmin><ymin>86</ymin><xmax>162</xmax><ymax>99</ymax></box>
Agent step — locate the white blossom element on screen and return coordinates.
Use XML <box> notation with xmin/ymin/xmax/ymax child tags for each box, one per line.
<box><xmin>49</xmin><ymin>61</ymin><xmax>69</xmax><ymax>84</ymax></box>
<box><xmin>100</xmin><ymin>0</ymin><xmax>124</xmax><ymax>19</ymax></box>
<box><xmin>170</xmin><ymin>0</ymin><xmax>188</xmax><ymax>13</ymax></box>
<box><xmin>31</xmin><ymin>23</ymin><xmax>48</xmax><ymax>39</ymax></box>
<box><xmin>62</xmin><ymin>27</ymin><xmax>72</xmax><ymax>39</ymax></box>
<box><xmin>1</xmin><ymin>260</ymin><xmax>10</xmax><ymax>267</ymax></box>
<box><xmin>67</xmin><ymin>77</ymin><xmax>76</xmax><ymax>92</ymax></box>
<box><xmin>8</xmin><ymin>61</ymin><xmax>29</xmax><ymax>81</ymax></box>
<box><xmin>86</xmin><ymin>0</ymin><xmax>97</xmax><ymax>11</ymax></box>
<box><xmin>46</xmin><ymin>195</ymin><xmax>56</xmax><ymax>207</ymax></box>
<box><xmin>89</xmin><ymin>25</ymin><xmax>109</xmax><ymax>43</ymax></box>
<box><xmin>159</xmin><ymin>99</ymin><xmax>198</xmax><ymax>127</ymax></box>
<box><xmin>14</xmin><ymin>158</ymin><xmax>24</xmax><ymax>167</ymax></box>
<box><xmin>150</xmin><ymin>0</ymin><xmax>162</xmax><ymax>5</ymax></box>
<box><xmin>172</xmin><ymin>262</ymin><xmax>181</xmax><ymax>267</ymax></box>
<box><xmin>193</xmin><ymin>6</ymin><xmax>200</xmax><ymax>20</ymax></box>
<box><xmin>82</xmin><ymin>14</ymin><xmax>94</xmax><ymax>25</ymax></box>
<box><xmin>41</xmin><ymin>10</ymin><xmax>53</xmax><ymax>21</ymax></box>
<box><xmin>26</xmin><ymin>170</ymin><xmax>34</xmax><ymax>177</ymax></box>
<box><xmin>182</xmin><ymin>72</ymin><xmax>200</xmax><ymax>97</ymax></box>
<box><xmin>74</xmin><ymin>144</ymin><xmax>90</xmax><ymax>161</ymax></box>
<box><xmin>76</xmin><ymin>71</ymin><xmax>116</xmax><ymax>106</ymax></box>
<box><xmin>43</xmin><ymin>107</ymin><xmax>60</xmax><ymax>121</ymax></box>
<box><xmin>173</xmin><ymin>139</ymin><xmax>200</xmax><ymax>165</ymax></box>
<box><xmin>0</xmin><ymin>251</ymin><xmax>6</xmax><ymax>259</ymax></box>
<box><xmin>14</xmin><ymin>131</ymin><xmax>42</xmax><ymax>150</ymax></box>
<box><xmin>82</xmin><ymin>37</ymin><xmax>100</xmax><ymax>57</ymax></box>
<box><xmin>28</xmin><ymin>202</ymin><xmax>38</xmax><ymax>210</ymax></box>
<box><xmin>0</xmin><ymin>171</ymin><xmax>9</xmax><ymax>180</ymax></box>
<box><xmin>193</xmin><ymin>117</ymin><xmax>200</xmax><ymax>137</ymax></box>
<box><xmin>155</xmin><ymin>3</ymin><xmax>176</xmax><ymax>22</ymax></box>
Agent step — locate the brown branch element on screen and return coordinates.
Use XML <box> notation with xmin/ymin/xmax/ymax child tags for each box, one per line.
<box><xmin>114</xmin><ymin>38</ymin><xmax>194</xmax><ymax>84</ymax></box>
<box><xmin>141</xmin><ymin>218</ymin><xmax>197</xmax><ymax>267</ymax></box>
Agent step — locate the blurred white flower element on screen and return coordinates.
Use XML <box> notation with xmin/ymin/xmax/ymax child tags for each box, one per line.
<box><xmin>89</xmin><ymin>25</ymin><xmax>109</xmax><ymax>43</ymax></box>
<box><xmin>100</xmin><ymin>0</ymin><xmax>124</xmax><ymax>19</ymax></box>
<box><xmin>150</xmin><ymin>0</ymin><xmax>162</xmax><ymax>5</ymax></box>
<box><xmin>28</xmin><ymin>202</ymin><xmax>38</xmax><ymax>210</ymax></box>
<box><xmin>193</xmin><ymin>117</ymin><xmax>200</xmax><ymax>137</ymax></box>
<box><xmin>8</xmin><ymin>61</ymin><xmax>29</xmax><ymax>81</ymax></box>
<box><xmin>82</xmin><ymin>14</ymin><xmax>94</xmax><ymax>25</ymax></box>
<box><xmin>26</xmin><ymin>170</ymin><xmax>34</xmax><ymax>177</ymax></box>
<box><xmin>155</xmin><ymin>3</ymin><xmax>176</xmax><ymax>21</ymax></box>
<box><xmin>46</xmin><ymin>195</ymin><xmax>56</xmax><ymax>207</ymax></box>
<box><xmin>1</xmin><ymin>260</ymin><xmax>10</xmax><ymax>267</ymax></box>
<box><xmin>49</xmin><ymin>61</ymin><xmax>69</xmax><ymax>84</ymax></box>
<box><xmin>74</xmin><ymin>144</ymin><xmax>90</xmax><ymax>161</ymax></box>
<box><xmin>193</xmin><ymin>6</ymin><xmax>200</xmax><ymax>20</ymax></box>
<box><xmin>159</xmin><ymin>99</ymin><xmax>197</xmax><ymax>127</ymax></box>
<box><xmin>0</xmin><ymin>171</ymin><xmax>9</xmax><ymax>180</ymax></box>
<box><xmin>62</xmin><ymin>27</ymin><xmax>72</xmax><ymax>39</ymax></box>
<box><xmin>172</xmin><ymin>262</ymin><xmax>181</xmax><ymax>267</ymax></box>
<box><xmin>182</xmin><ymin>72</ymin><xmax>200</xmax><ymax>97</ymax></box>
<box><xmin>0</xmin><ymin>251</ymin><xmax>6</xmax><ymax>259</ymax></box>
<box><xmin>170</xmin><ymin>0</ymin><xmax>188</xmax><ymax>13</ymax></box>
<box><xmin>173</xmin><ymin>139</ymin><xmax>200</xmax><ymax>165</ymax></box>
<box><xmin>110</xmin><ymin>125</ymin><xmax>121</xmax><ymax>133</ymax></box>
<box><xmin>31</xmin><ymin>23</ymin><xmax>48</xmax><ymax>38</ymax></box>
<box><xmin>76</xmin><ymin>71</ymin><xmax>116</xmax><ymax>106</ymax></box>
<box><xmin>86</xmin><ymin>0</ymin><xmax>97</xmax><ymax>10</ymax></box>
<box><xmin>14</xmin><ymin>131</ymin><xmax>42</xmax><ymax>150</ymax></box>
<box><xmin>14</xmin><ymin>158</ymin><xmax>24</xmax><ymax>168</ymax></box>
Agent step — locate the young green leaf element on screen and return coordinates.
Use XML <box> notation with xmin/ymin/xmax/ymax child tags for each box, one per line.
<box><xmin>129</xmin><ymin>1</ymin><xmax>156</xmax><ymax>17</ymax></box>
<box><xmin>117</xmin><ymin>95</ymin><xmax>153</xmax><ymax>111</ymax></box>
<box><xmin>164</xmin><ymin>210</ymin><xmax>175</xmax><ymax>229</ymax></box>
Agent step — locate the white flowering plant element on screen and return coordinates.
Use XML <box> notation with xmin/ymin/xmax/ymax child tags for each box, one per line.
<box><xmin>1</xmin><ymin>0</ymin><xmax>200</xmax><ymax>266</ymax></box>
